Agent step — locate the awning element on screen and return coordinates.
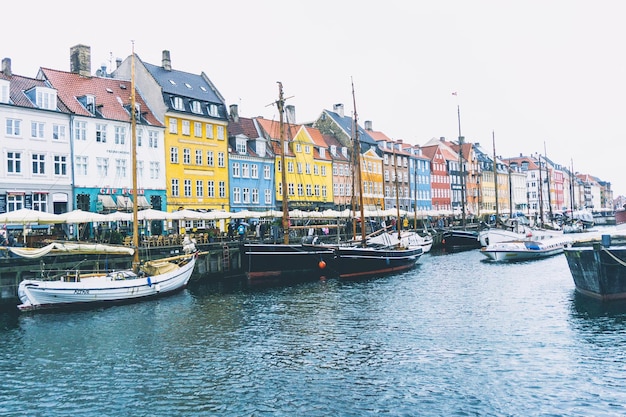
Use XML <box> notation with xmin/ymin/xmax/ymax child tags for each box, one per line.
<box><xmin>97</xmin><ymin>194</ymin><xmax>117</xmax><ymax>210</ymax></box>
<box><xmin>116</xmin><ymin>195</ymin><xmax>132</xmax><ymax>210</ymax></box>
<box><xmin>136</xmin><ymin>195</ymin><xmax>151</xmax><ymax>209</ymax></box>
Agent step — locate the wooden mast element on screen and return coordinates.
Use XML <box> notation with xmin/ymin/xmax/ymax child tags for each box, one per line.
<box><xmin>130</xmin><ymin>42</ymin><xmax>140</xmax><ymax>272</ymax></box>
<box><xmin>457</xmin><ymin>105</ymin><xmax>467</xmax><ymax>227</ymax></box>
<box><xmin>492</xmin><ymin>130</ymin><xmax>499</xmax><ymax>222</ymax></box>
<box><xmin>276</xmin><ymin>82</ymin><xmax>290</xmax><ymax>244</ymax></box>
<box><xmin>351</xmin><ymin>79</ymin><xmax>367</xmax><ymax>247</ymax></box>
<box><xmin>393</xmin><ymin>143</ymin><xmax>401</xmax><ymax>240</ymax></box>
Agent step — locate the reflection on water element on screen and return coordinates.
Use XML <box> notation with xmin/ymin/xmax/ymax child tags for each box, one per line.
<box><xmin>1</xmin><ymin>250</ymin><xmax>626</xmax><ymax>416</ymax></box>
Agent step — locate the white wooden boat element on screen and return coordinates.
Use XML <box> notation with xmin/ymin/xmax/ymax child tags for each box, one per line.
<box><xmin>366</xmin><ymin>230</ymin><xmax>433</xmax><ymax>253</ymax></box>
<box><xmin>480</xmin><ymin>235</ymin><xmax>573</xmax><ymax>262</ymax></box>
<box><xmin>17</xmin><ymin>253</ymin><xmax>197</xmax><ymax>311</ymax></box>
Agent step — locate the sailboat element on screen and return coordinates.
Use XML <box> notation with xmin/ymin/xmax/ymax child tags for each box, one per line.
<box><xmin>17</xmin><ymin>46</ymin><xmax>197</xmax><ymax>311</ymax></box>
<box><xmin>441</xmin><ymin>106</ymin><xmax>482</xmax><ymax>252</ymax></box>
<box><xmin>330</xmin><ymin>80</ymin><xmax>423</xmax><ymax>279</ymax></box>
<box><xmin>241</xmin><ymin>82</ymin><xmax>335</xmax><ymax>285</ymax></box>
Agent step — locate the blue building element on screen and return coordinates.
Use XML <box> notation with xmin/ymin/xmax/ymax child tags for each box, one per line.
<box><xmin>227</xmin><ymin>105</ymin><xmax>275</xmax><ymax>213</ymax></box>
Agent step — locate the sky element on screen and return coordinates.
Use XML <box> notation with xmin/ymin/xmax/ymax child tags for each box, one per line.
<box><xmin>5</xmin><ymin>0</ymin><xmax>626</xmax><ymax>197</ymax></box>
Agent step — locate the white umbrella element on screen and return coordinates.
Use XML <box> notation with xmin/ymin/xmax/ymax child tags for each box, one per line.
<box><xmin>103</xmin><ymin>211</ymin><xmax>133</xmax><ymax>222</ymax></box>
<box><xmin>169</xmin><ymin>209</ymin><xmax>206</xmax><ymax>221</ymax></box>
<box><xmin>0</xmin><ymin>208</ymin><xmax>61</xmax><ymax>224</ymax></box>
<box><xmin>229</xmin><ymin>210</ymin><xmax>256</xmax><ymax>219</ymax></box>
<box><xmin>57</xmin><ymin>209</ymin><xmax>109</xmax><ymax>223</ymax></box>
<box><xmin>137</xmin><ymin>208</ymin><xmax>170</xmax><ymax>221</ymax></box>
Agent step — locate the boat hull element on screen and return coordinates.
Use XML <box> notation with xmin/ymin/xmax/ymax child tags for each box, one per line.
<box><xmin>332</xmin><ymin>246</ymin><xmax>423</xmax><ymax>279</ymax></box>
<box><xmin>17</xmin><ymin>255</ymin><xmax>196</xmax><ymax>311</ymax></box>
<box><xmin>441</xmin><ymin>230</ymin><xmax>481</xmax><ymax>252</ymax></box>
<box><xmin>481</xmin><ymin>237</ymin><xmax>571</xmax><ymax>262</ymax></box>
<box><xmin>242</xmin><ymin>243</ymin><xmax>336</xmax><ymax>284</ymax></box>
<box><xmin>564</xmin><ymin>244</ymin><xmax>626</xmax><ymax>300</ymax></box>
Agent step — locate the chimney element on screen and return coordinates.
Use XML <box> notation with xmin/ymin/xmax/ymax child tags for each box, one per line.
<box><xmin>116</xmin><ymin>58</ymin><xmax>122</xmax><ymax>69</ymax></box>
<box><xmin>70</xmin><ymin>44</ymin><xmax>91</xmax><ymax>77</ymax></box>
<box><xmin>440</xmin><ymin>136</ymin><xmax>445</xmax><ymax>142</ymax></box>
<box><xmin>285</xmin><ymin>104</ymin><xmax>296</xmax><ymax>124</ymax></box>
<box><xmin>333</xmin><ymin>103</ymin><xmax>344</xmax><ymax>117</ymax></box>
<box><xmin>364</xmin><ymin>120</ymin><xmax>372</xmax><ymax>131</ymax></box>
<box><xmin>230</xmin><ymin>104</ymin><xmax>239</xmax><ymax>123</ymax></box>
<box><xmin>1</xmin><ymin>58</ymin><xmax>11</xmax><ymax>76</ymax></box>
<box><xmin>162</xmin><ymin>50</ymin><xmax>172</xmax><ymax>71</ymax></box>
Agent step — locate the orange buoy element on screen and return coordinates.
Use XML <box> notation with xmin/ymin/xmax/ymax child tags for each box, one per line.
<box><xmin>318</xmin><ymin>260</ymin><xmax>327</xmax><ymax>269</ymax></box>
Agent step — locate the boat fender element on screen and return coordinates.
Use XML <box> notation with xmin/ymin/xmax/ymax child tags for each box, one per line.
<box><xmin>318</xmin><ymin>260</ymin><xmax>327</xmax><ymax>269</ymax></box>
<box><xmin>147</xmin><ymin>276</ymin><xmax>152</xmax><ymax>287</ymax></box>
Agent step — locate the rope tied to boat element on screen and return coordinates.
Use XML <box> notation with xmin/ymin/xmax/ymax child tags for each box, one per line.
<box><xmin>601</xmin><ymin>247</ymin><xmax>626</xmax><ymax>267</ymax></box>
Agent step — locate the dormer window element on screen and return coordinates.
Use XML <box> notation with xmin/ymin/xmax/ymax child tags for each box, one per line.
<box><xmin>319</xmin><ymin>148</ymin><xmax>326</xmax><ymax>158</ymax></box>
<box><xmin>172</xmin><ymin>96</ymin><xmax>184</xmax><ymax>111</ymax></box>
<box><xmin>256</xmin><ymin>141</ymin><xmax>266</xmax><ymax>157</ymax></box>
<box><xmin>80</xmin><ymin>94</ymin><xmax>96</xmax><ymax>114</ymax></box>
<box><xmin>0</xmin><ymin>79</ymin><xmax>10</xmax><ymax>104</ymax></box>
<box><xmin>191</xmin><ymin>101</ymin><xmax>202</xmax><ymax>114</ymax></box>
<box><xmin>236</xmin><ymin>137</ymin><xmax>247</xmax><ymax>154</ymax></box>
<box><xmin>208</xmin><ymin>104</ymin><xmax>218</xmax><ymax>117</ymax></box>
<box><xmin>330</xmin><ymin>145</ymin><xmax>337</xmax><ymax>156</ymax></box>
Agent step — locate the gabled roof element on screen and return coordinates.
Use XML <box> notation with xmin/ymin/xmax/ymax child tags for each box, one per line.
<box><xmin>0</xmin><ymin>71</ymin><xmax>70</xmax><ymax>112</ymax></box>
<box><xmin>322</xmin><ymin>108</ymin><xmax>377</xmax><ymax>146</ymax></box>
<box><xmin>40</xmin><ymin>68</ymin><xmax>161</xmax><ymax>126</ymax></box>
<box><xmin>320</xmin><ymin>133</ymin><xmax>350</xmax><ymax>162</ymax></box>
<box><xmin>255</xmin><ymin>117</ymin><xmax>300</xmax><ymax>157</ymax></box>
<box><xmin>227</xmin><ymin>116</ymin><xmax>273</xmax><ymax>158</ymax></box>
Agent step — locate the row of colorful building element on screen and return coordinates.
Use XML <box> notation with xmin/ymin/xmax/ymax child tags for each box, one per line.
<box><xmin>0</xmin><ymin>44</ymin><xmax>616</xmax><ymax>227</ymax></box>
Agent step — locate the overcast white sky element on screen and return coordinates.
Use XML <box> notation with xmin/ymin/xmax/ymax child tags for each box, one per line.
<box><xmin>5</xmin><ymin>0</ymin><xmax>626</xmax><ymax>197</ymax></box>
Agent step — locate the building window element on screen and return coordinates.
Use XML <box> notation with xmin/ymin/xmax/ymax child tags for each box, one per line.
<box><xmin>53</xmin><ymin>124</ymin><xmax>66</xmax><ymax>140</ymax></box>
<box><xmin>321</xmin><ymin>166</ymin><xmax>326</xmax><ymax>176</ymax></box>
<box><xmin>305</xmin><ymin>145</ymin><xmax>311</xmax><ymax>154</ymax></box>
<box><xmin>96</xmin><ymin>157</ymin><xmax>108</xmax><ymax>176</ymax></box>
<box><xmin>115</xmin><ymin>158</ymin><xmax>127</xmax><ymax>178</ymax></box>
<box><xmin>252</xmin><ymin>188</ymin><xmax>259</xmax><ymax>204</ymax></box>
<box><xmin>264</xmin><ymin>189</ymin><xmax>272</xmax><ymax>204</ymax></box>
<box><xmin>54</xmin><ymin>155</ymin><xmax>68</xmax><ymax>176</ymax></box>
<box><xmin>6</xmin><ymin>119</ymin><xmax>21</xmax><ymax>136</ymax></box>
<box><xmin>96</xmin><ymin>124</ymin><xmax>107</xmax><ymax>143</ymax></box>
<box><xmin>207</xmin><ymin>181</ymin><xmax>215</xmax><ymax>197</ymax></box>
<box><xmin>264</xmin><ymin>165</ymin><xmax>271</xmax><ymax>179</ymax></box>
<box><xmin>322</xmin><ymin>185</ymin><xmax>327</xmax><ymax>198</ymax></box>
<box><xmin>314</xmin><ymin>185</ymin><xmax>320</xmax><ymax>196</ymax></box>
<box><xmin>251</xmin><ymin>164</ymin><xmax>258</xmax><ymax>178</ymax></box>
<box><xmin>218</xmin><ymin>181</ymin><xmax>225</xmax><ymax>198</ymax></box>
<box><xmin>232</xmin><ymin>162</ymin><xmax>240</xmax><ymax>177</ymax></box>
<box><xmin>194</xmin><ymin>122</ymin><xmax>202</xmax><ymax>137</ymax></box>
<box><xmin>171</xmin><ymin>179</ymin><xmax>179</xmax><ymax>197</ymax></box>
<box><xmin>114</xmin><ymin>126</ymin><xmax>126</xmax><ymax>144</ymax></box>
<box><xmin>242</xmin><ymin>188</ymin><xmax>250</xmax><ymax>204</ymax></box>
<box><xmin>169</xmin><ymin>118</ymin><xmax>178</xmax><ymax>134</ymax></box>
<box><xmin>218</xmin><ymin>152</ymin><xmax>225</xmax><ymax>167</ymax></box>
<box><xmin>195</xmin><ymin>149</ymin><xmax>202</xmax><ymax>165</ymax></box>
<box><xmin>170</xmin><ymin>147</ymin><xmax>179</xmax><ymax>163</ymax></box>
<box><xmin>297</xmin><ymin>162</ymin><xmax>302</xmax><ymax>174</ymax></box>
<box><xmin>182</xmin><ymin>120</ymin><xmax>190</xmax><ymax>136</ymax></box>
<box><xmin>31</xmin><ymin>154</ymin><xmax>45</xmax><ymax>175</ymax></box>
<box><xmin>184</xmin><ymin>179</ymin><xmax>192</xmax><ymax>197</ymax></box>
<box><xmin>288</xmin><ymin>183</ymin><xmax>294</xmax><ymax>196</ymax></box>
<box><xmin>233</xmin><ymin>188</ymin><xmax>241</xmax><ymax>203</ymax></box>
<box><xmin>206</xmin><ymin>123</ymin><xmax>213</xmax><ymax>139</ymax></box>
<box><xmin>209</xmin><ymin>104</ymin><xmax>219</xmax><ymax>117</ymax></box>
<box><xmin>305</xmin><ymin>163</ymin><xmax>311</xmax><ymax>174</ymax></box>
<box><xmin>32</xmin><ymin>193</ymin><xmax>48</xmax><ymax>212</ymax></box>
<box><xmin>172</xmin><ymin>97</ymin><xmax>184</xmax><ymax>110</ymax></box>
<box><xmin>7</xmin><ymin>152</ymin><xmax>22</xmax><ymax>173</ymax></box>
<box><xmin>75</xmin><ymin>156</ymin><xmax>88</xmax><ymax>175</ymax></box>
<box><xmin>183</xmin><ymin>148</ymin><xmax>191</xmax><ymax>165</ymax></box>
<box><xmin>149</xmin><ymin>131</ymin><xmax>158</xmax><ymax>148</ymax></box>
<box><xmin>75</xmin><ymin>120</ymin><xmax>87</xmax><ymax>140</ymax></box>
<box><xmin>306</xmin><ymin>184</ymin><xmax>312</xmax><ymax>196</ymax></box>
<box><xmin>191</xmin><ymin>101</ymin><xmax>202</xmax><ymax>114</ymax></box>
<box><xmin>288</xmin><ymin>162</ymin><xmax>294</xmax><ymax>173</ymax></box>
<box><xmin>150</xmin><ymin>161</ymin><xmax>160</xmax><ymax>179</ymax></box>
<box><xmin>242</xmin><ymin>163</ymin><xmax>249</xmax><ymax>178</ymax></box>
<box><xmin>298</xmin><ymin>184</ymin><xmax>304</xmax><ymax>196</ymax></box>
<box><xmin>8</xmin><ymin>194</ymin><xmax>24</xmax><ymax>211</ymax></box>
<box><xmin>31</xmin><ymin>122</ymin><xmax>44</xmax><ymax>139</ymax></box>
<box><xmin>196</xmin><ymin>180</ymin><xmax>204</xmax><ymax>197</ymax></box>
<box><xmin>137</xmin><ymin>129</ymin><xmax>143</xmax><ymax>147</ymax></box>
<box><xmin>206</xmin><ymin>151</ymin><xmax>214</xmax><ymax>166</ymax></box>
<box><xmin>217</xmin><ymin>125</ymin><xmax>225</xmax><ymax>140</ymax></box>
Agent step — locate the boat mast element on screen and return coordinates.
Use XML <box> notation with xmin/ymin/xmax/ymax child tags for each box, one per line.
<box><xmin>393</xmin><ymin>143</ymin><xmax>401</xmax><ymax>239</ymax></box>
<box><xmin>538</xmin><ymin>154</ymin><xmax>544</xmax><ymax>227</ymax></box>
<box><xmin>276</xmin><ymin>82</ymin><xmax>290</xmax><ymax>244</ymax></box>
<box><xmin>544</xmin><ymin>142</ymin><xmax>553</xmax><ymax>222</ymax></box>
<box><xmin>457</xmin><ymin>105</ymin><xmax>467</xmax><ymax>227</ymax></box>
<box><xmin>492</xmin><ymin>130</ymin><xmax>499</xmax><ymax>222</ymax></box>
<box><xmin>351</xmin><ymin>78</ymin><xmax>367</xmax><ymax>246</ymax></box>
<box><xmin>130</xmin><ymin>42</ymin><xmax>140</xmax><ymax>272</ymax></box>
<box><xmin>569</xmin><ymin>159</ymin><xmax>575</xmax><ymax>212</ymax></box>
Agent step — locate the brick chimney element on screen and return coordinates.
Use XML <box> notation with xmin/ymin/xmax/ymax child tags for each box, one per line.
<box><xmin>162</xmin><ymin>50</ymin><xmax>172</xmax><ymax>71</ymax></box>
<box><xmin>70</xmin><ymin>44</ymin><xmax>91</xmax><ymax>77</ymax></box>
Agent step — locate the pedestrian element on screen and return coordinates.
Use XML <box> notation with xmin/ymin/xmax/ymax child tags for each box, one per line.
<box><xmin>227</xmin><ymin>223</ymin><xmax>234</xmax><ymax>240</ymax></box>
<box><xmin>237</xmin><ymin>223</ymin><xmax>246</xmax><ymax>241</ymax></box>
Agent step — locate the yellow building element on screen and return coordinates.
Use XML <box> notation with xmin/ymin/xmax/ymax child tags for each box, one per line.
<box><xmin>114</xmin><ymin>50</ymin><xmax>229</xmax><ymax>213</ymax></box>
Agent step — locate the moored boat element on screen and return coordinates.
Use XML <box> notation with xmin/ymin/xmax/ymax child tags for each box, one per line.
<box><xmin>564</xmin><ymin>234</ymin><xmax>626</xmax><ymax>300</ymax></box>
<box><xmin>441</xmin><ymin>228</ymin><xmax>481</xmax><ymax>252</ymax></box>
<box><xmin>480</xmin><ymin>235</ymin><xmax>572</xmax><ymax>262</ymax></box>
<box><xmin>331</xmin><ymin>245</ymin><xmax>422</xmax><ymax>279</ymax></box>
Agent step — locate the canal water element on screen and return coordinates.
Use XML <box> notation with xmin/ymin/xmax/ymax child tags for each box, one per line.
<box><xmin>1</xmin><ymin>248</ymin><xmax>626</xmax><ymax>416</ymax></box>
